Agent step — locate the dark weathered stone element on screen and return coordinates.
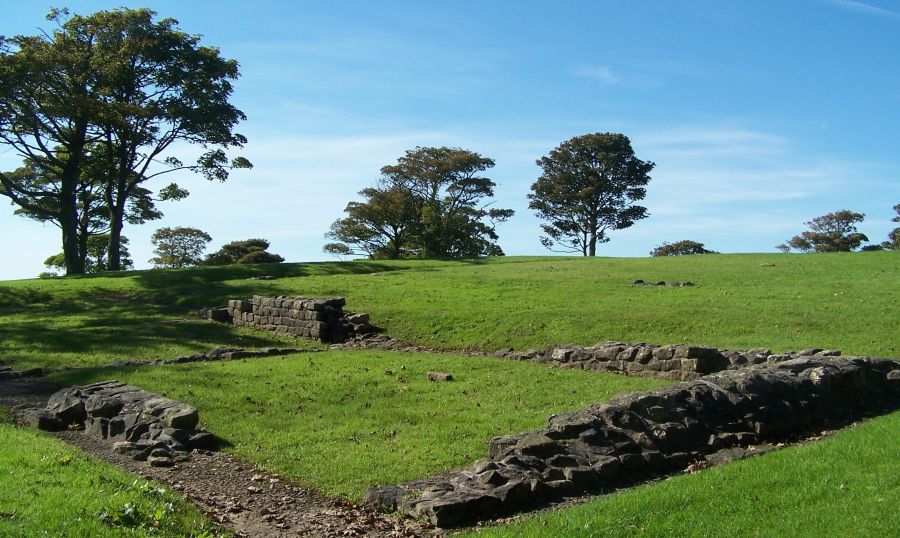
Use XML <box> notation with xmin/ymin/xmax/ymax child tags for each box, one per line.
<box><xmin>427</xmin><ymin>372</ymin><xmax>453</xmax><ymax>382</ymax></box>
<box><xmin>37</xmin><ymin>381</ymin><xmax>213</xmax><ymax>468</ymax></box>
<box><xmin>514</xmin><ymin>434</ymin><xmax>561</xmax><ymax>458</ymax></box>
<box><xmin>364</xmin><ymin>356</ymin><xmax>900</xmax><ymax>527</ymax></box>
<box><xmin>15</xmin><ymin>408</ymin><xmax>64</xmax><ymax>431</ymax></box>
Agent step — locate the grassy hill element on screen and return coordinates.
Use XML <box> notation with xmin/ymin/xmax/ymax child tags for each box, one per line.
<box><xmin>0</xmin><ymin>252</ymin><xmax>897</xmax><ymax>535</ymax></box>
<box><xmin>1</xmin><ymin>253</ymin><xmax>897</xmax><ymax>372</ymax></box>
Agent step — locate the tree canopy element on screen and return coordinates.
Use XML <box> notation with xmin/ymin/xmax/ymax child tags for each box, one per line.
<box><xmin>149</xmin><ymin>227</ymin><xmax>212</xmax><ymax>268</ymax></box>
<box><xmin>203</xmin><ymin>238</ymin><xmax>284</xmax><ymax>265</ymax></box>
<box><xmin>0</xmin><ymin>7</ymin><xmax>249</xmax><ymax>275</ymax></box>
<box><xmin>777</xmin><ymin>210</ymin><xmax>869</xmax><ymax>253</ymax></box>
<box><xmin>325</xmin><ymin>147</ymin><xmax>513</xmax><ymax>259</ymax></box>
<box><xmin>528</xmin><ymin>133</ymin><xmax>653</xmax><ymax>256</ymax></box>
<box><xmin>45</xmin><ymin>234</ymin><xmax>133</xmax><ymax>274</ymax></box>
<box><xmin>882</xmin><ymin>204</ymin><xmax>899</xmax><ymax>250</ymax></box>
<box><xmin>650</xmin><ymin>240</ymin><xmax>718</xmax><ymax>257</ymax></box>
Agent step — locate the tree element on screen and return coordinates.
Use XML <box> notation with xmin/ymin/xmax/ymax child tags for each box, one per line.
<box><xmin>149</xmin><ymin>227</ymin><xmax>212</xmax><ymax>268</ymax></box>
<box><xmin>881</xmin><ymin>204</ymin><xmax>899</xmax><ymax>250</ymax></box>
<box><xmin>203</xmin><ymin>238</ymin><xmax>284</xmax><ymax>265</ymax></box>
<box><xmin>651</xmin><ymin>240</ymin><xmax>718</xmax><ymax>257</ymax></box>
<box><xmin>87</xmin><ymin>8</ymin><xmax>251</xmax><ymax>270</ymax></box>
<box><xmin>45</xmin><ymin>234</ymin><xmax>133</xmax><ymax>274</ymax></box>
<box><xmin>3</xmin><ymin>153</ymin><xmax>166</xmax><ymax>271</ymax></box>
<box><xmin>325</xmin><ymin>186</ymin><xmax>418</xmax><ymax>259</ymax></box>
<box><xmin>325</xmin><ymin>147</ymin><xmax>513</xmax><ymax>259</ymax></box>
<box><xmin>0</xmin><ymin>11</ymin><xmax>101</xmax><ymax>274</ymax></box>
<box><xmin>2</xmin><ymin>157</ymin><xmax>107</xmax><ymax>272</ymax></box>
<box><xmin>0</xmin><ymin>8</ymin><xmax>249</xmax><ymax>275</ymax></box>
<box><xmin>528</xmin><ymin>133</ymin><xmax>653</xmax><ymax>256</ymax></box>
<box><xmin>776</xmin><ymin>210</ymin><xmax>869</xmax><ymax>253</ymax></box>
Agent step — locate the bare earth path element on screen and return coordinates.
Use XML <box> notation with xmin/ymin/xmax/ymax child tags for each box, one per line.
<box><xmin>56</xmin><ymin>431</ymin><xmax>438</xmax><ymax>537</ymax></box>
<box><xmin>2</xmin><ymin>377</ymin><xmax>437</xmax><ymax>537</ymax></box>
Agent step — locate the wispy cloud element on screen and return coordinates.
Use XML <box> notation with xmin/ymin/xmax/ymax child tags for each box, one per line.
<box><xmin>827</xmin><ymin>0</ymin><xmax>900</xmax><ymax>21</ymax></box>
<box><xmin>572</xmin><ymin>65</ymin><xmax>622</xmax><ymax>85</ymax></box>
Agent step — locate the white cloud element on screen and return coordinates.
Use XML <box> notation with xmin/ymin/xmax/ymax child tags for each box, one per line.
<box><xmin>572</xmin><ymin>65</ymin><xmax>622</xmax><ymax>85</ymax></box>
<box><xmin>827</xmin><ymin>0</ymin><xmax>900</xmax><ymax>21</ymax></box>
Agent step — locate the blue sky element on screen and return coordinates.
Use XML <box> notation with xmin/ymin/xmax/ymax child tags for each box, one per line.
<box><xmin>1</xmin><ymin>0</ymin><xmax>898</xmax><ymax>279</ymax></box>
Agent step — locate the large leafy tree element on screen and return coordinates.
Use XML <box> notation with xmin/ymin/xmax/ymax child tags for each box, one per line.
<box><xmin>325</xmin><ymin>186</ymin><xmax>418</xmax><ymax>259</ymax></box>
<box><xmin>528</xmin><ymin>133</ymin><xmax>653</xmax><ymax>256</ymax></box>
<box><xmin>650</xmin><ymin>240</ymin><xmax>718</xmax><ymax>257</ymax></box>
<box><xmin>776</xmin><ymin>210</ymin><xmax>869</xmax><ymax>253</ymax></box>
<box><xmin>2</xmin><ymin>152</ymin><xmax>168</xmax><ymax>269</ymax></box>
<box><xmin>203</xmin><ymin>238</ymin><xmax>284</xmax><ymax>265</ymax></box>
<box><xmin>45</xmin><ymin>234</ymin><xmax>133</xmax><ymax>274</ymax></box>
<box><xmin>326</xmin><ymin>147</ymin><xmax>513</xmax><ymax>259</ymax></box>
<box><xmin>0</xmin><ymin>8</ymin><xmax>249</xmax><ymax>275</ymax></box>
<box><xmin>149</xmin><ymin>226</ymin><xmax>212</xmax><ymax>268</ymax></box>
<box><xmin>0</xmin><ymin>10</ymin><xmax>100</xmax><ymax>274</ymax></box>
<box><xmin>88</xmin><ymin>8</ymin><xmax>250</xmax><ymax>270</ymax></box>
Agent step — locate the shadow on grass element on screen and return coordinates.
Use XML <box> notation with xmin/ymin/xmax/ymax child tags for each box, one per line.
<box><xmin>127</xmin><ymin>260</ymin><xmax>414</xmax><ymax>307</ymax></box>
<box><xmin>0</xmin><ymin>287</ymin><xmax>54</xmax><ymax>310</ymax></box>
<box><xmin>0</xmin><ymin>308</ymin><xmax>285</xmax><ymax>364</ymax></box>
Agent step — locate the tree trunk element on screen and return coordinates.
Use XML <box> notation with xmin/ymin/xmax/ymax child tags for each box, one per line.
<box><xmin>60</xmin><ymin>190</ymin><xmax>84</xmax><ymax>275</ymax></box>
<box><xmin>106</xmin><ymin>176</ymin><xmax>129</xmax><ymax>271</ymax></box>
<box><xmin>60</xmin><ymin>158</ymin><xmax>85</xmax><ymax>275</ymax></box>
<box><xmin>107</xmin><ymin>209</ymin><xmax>125</xmax><ymax>271</ymax></box>
<box><xmin>588</xmin><ymin>230</ymin><xmax>597</xmax><ymax>256</ymax></box>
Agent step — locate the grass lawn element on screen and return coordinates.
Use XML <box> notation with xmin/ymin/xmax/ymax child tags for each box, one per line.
<box><xmin>51</xmin><ymin>350</ymin><xmax>669</xmax><ymax>499</ymax></box>
<box><xmin>467</xmin><ymin>410</ymin><xmax>900</xmax><ymax>538</ymax></box>
<box><xmin>1</xmin><ymin>253</ymin><xmax>896</xmax><ymax>534</ymax></box>
<box><xmin>0</xmin><ymin>423</ymin><xmax>221</xmax><ymax>537</ymax></box>
<box><xmin>1</xmin><ymin>253</ymin><xmax>897</xmax><ymax>373</ymax></box>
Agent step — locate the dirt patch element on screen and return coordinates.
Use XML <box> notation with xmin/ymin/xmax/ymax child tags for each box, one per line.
<box><xmin>55</xmin><ymin>430</ymin><xmax>439</xmax><ymax>537</ymax></box>
<box><xmin>0</xmin><ymin>377</ymin><xmax>61</xmax><ymax>409</ymax></box>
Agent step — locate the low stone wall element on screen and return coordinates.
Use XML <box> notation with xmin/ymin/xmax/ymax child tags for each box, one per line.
<box><xmin>110</xmin><ymin>346</ymin><xmax>304</xmax><ymax>368</ymax></box>
<box><xmin>27</xmin><ymin>381</ymin><xmax>215</xmax><ymax>467</ymax></box>
<box><xmin>363</xmin><ymin>355</ymin><xmax>900</xmax><ymax>527</ymax></box>
<box><xmin>492</xmin><ymin>341</ymin><xmax>843</xmax><ymax>381</ymax></box>
<box><xmin>201</xmin><ymin>295</ymin><xmax>375</xmax><ymax>343</ymax></box>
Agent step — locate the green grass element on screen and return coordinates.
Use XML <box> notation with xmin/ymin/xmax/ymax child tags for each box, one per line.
<box><xmin>0</xmin><ymin>424</ymin><xmax>222</xmax><ymax>537</ymax></box>
<box><xmin>50</xmin><ymin>350</ymin><xmax>668</xmax><ymax>499</ymax></box>
<box><xmin>1</xmin><ymin>253</ymin><xmax>897</xmax><ymax>534</ymax></box>
<box><xmin>467</xmin><ymin>410</ymin><xmax>900</xmax><ymax>538</ymax></box>
<box><xmin>1</xmin><ymin>253</ymin><xmax>897</xmax><ymax>372</ymax></box>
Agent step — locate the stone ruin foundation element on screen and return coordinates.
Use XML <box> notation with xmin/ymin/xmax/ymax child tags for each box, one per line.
<box><xmin>21</xmin><ymin>381</ymin><xmax>215</xmax><ymax>468</ymax></box>
<box><xmin>363</xmin><ymin>355</ymin><xmax>900</xmax><ymax>527</ymax></box>
<box><xmin>492</xmin><ymin>341</ymin><xmax>844</xmax><ymax>381</ymax></box>
<box><xmin>200</xmin><ymin>295</ymin><xmax>375</xmax><ymax>343</ymax></box>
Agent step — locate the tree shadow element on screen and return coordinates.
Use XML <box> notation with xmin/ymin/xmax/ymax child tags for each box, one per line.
<box><xmin>127</xmin><ymin>260</ymin><xmax>413</xmax><ymax>307</ymax></box>
<box><xmin>0</xmin><ymin>287</ymin><xmax>54</xmax><ymax>310</ymax></box>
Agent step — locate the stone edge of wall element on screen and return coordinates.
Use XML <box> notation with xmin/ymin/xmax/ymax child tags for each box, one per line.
<box><xmin>19</xmin><ymin>380</ymin><xmax>216</xmax><ymax>468</ymax></box>
<box><xmin>200</xmin><ymin>295</ymin><xmax>376</xmax><ymax>343</ymax></box>
<box><xmin>363</xmin><ymin>355</ymin><xmax>900</xmax><ymax>527</ymax></box>
<box><xmin>490</xmin><ymin>341</ymin><xmax>845</xmax><ymax>380</ymax></box>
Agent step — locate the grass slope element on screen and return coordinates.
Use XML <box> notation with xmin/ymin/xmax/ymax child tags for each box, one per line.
<box><xmin>1</xmin><ymin>253</ymin><xmax>897</xmax><ymax>373</ymax></box>
<box><xmin>52</xmin><ymin>351</ymin><xmax>667</xmax><ymax>499</ymax></box>
<box><xmin>0</xmin><ymin>424</ymin><xmax>220</xmax><ymax>537</ymax></box>
<box><xmin>468</xmin><ymin>411</ymin><xmax>900</xmax><ymax>538</ymax></box>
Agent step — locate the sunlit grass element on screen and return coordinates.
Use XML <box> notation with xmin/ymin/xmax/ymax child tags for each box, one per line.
<box><xmin>468</xmin><ymin>411</ymin><xmax>900</xmax><ymax>537</ymax></box>
<box><xmin>2</xmin><ymin>253</ymin><xmax>897</xmax><ymax>373</ymax></box>
<box><xmin>0</xmin><ymin>424</ymin><xmax>221</xmax><ymax>537</ymax></box>
<box><xmin>52</xmin><ymin>350</ymin><xmax>668</xmax><ymax>499</ymax></box>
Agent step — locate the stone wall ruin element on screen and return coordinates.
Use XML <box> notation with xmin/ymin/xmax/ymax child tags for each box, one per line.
<box><xmin>201</xmin><ymin>295</ymin><xmax>375</xmax><ymax>343</ymax></box>
<box><xmin>492</xmin><ymin>341</ymin><xmax>843</xmax><ymax>381</ymax></box>
<box><xmin>29</xmin><ymin>381</ymin><xmax>216</xmax><ymax>468</ymax></box>
<box><xmin>363</xmin><ymin>355</ymin><xmax>900</xmax><ymax>527</ymax></box>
